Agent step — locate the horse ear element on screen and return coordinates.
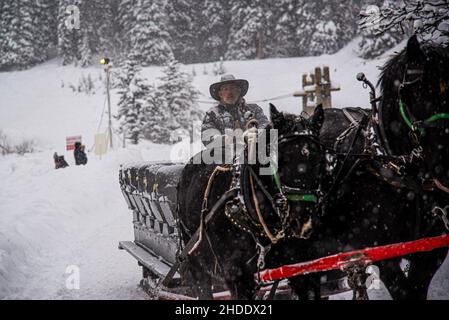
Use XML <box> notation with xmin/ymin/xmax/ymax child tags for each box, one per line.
<box><xmin>310</xmin><ymin>104</ymin><xmax>324</xmax><ymax>132</ymax></box>
<box><xmin>406</xmin><ymin>35</ymin><xmax>424</xmax><ymax>62</ymax></box>
<box><xmin>270</xmin><ymin>103</ymin><xmax>285</xmax><ymax>128</ymax></box>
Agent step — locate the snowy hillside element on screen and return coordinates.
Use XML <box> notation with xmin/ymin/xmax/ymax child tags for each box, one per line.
<box><xmin>1</xmin><ymin>40</ymin><xmax>448</xmax><ymax>300</ymax></box>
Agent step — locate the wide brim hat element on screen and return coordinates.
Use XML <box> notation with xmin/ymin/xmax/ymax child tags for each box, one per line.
<box><xmin>210</xmin><ymin>74</ymin><xmax>249</xmax><ymax>101</ymax></box>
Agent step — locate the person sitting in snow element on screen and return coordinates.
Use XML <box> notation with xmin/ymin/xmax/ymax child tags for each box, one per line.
<box><xmin>74</xmin><ymin>142</ymin><xmax>88</xmax><ymax>166</ymax></box>
<box><xmin>54</xmin><ymin>152</ymin><xmax>69</xmax><ymax>169</ymax></box>
<box><xmin>201</xmin><ymin>74</ymin><xmax>269</xmax><ymax>147</ymax></box>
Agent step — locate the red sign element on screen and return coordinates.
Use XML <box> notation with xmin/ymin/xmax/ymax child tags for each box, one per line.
<box><xmin>66</xmin><ymin>136</ymin><xmax>82</xmax><ymax>151</ymax></box>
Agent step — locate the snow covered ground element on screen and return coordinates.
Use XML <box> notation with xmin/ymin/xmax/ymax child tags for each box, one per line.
<box><xmin>1</xmin><ymin>39</ymin><xmax>448</xmax><ymax>300</ymax></box>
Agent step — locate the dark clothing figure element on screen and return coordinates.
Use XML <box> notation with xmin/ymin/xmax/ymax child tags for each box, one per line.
<box><xmin>74</xmin><ymin>142</ymin><xmax>88</xmax><ymax>166</ymax></box>
<box><xmin>201</xmin><ymin>75</ymin><xmax>269</xmax><ymax>147</ymax></box>
<box><xmin>54</xmin><ymin>153</ymin><xmax>69</xmax><ymax>169</ymax></box>
<box><xmin>201</xmin><ymin>100</ymin><xmax>269</xmax><ymax>145</ymax></box>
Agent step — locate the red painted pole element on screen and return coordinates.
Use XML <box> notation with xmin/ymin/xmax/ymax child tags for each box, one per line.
<box><xmin>259</xmin><ymin>234</ymin><xmax>449</xmax><ymax>283</ymax></box>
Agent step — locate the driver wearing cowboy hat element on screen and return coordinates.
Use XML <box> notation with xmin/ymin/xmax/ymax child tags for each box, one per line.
<box><xmin>201</xmin><ymin>74</ymin><xmax>269</xmax><ymax>147</ymax></box>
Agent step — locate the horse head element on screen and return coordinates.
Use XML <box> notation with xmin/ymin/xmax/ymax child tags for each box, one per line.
<box><xmin>261</xmin><ymin>103</ymin><xmax>326</xmax><ymax>240</ymax></box>
<box><xmin>379</xmin><ymin>35</ymin><xmax>449</xmax><ymax>192</ymax></box>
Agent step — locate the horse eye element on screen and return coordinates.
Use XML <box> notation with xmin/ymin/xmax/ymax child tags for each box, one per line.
<box><xmin>301</xmin><ymin>144</ymin><xmax>310</xmax><ymax>157</ymax></box>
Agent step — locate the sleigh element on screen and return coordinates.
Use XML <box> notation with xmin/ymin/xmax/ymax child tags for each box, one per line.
<box><xmin>118</xmin><ymin>161</ymin><xmax>353</xmax><ymax>299</ymax></box>
<box><xmin>118</xmin><ymin>61</ymin><xmax>449</xmax><ymax>299</ymax></box>
<box><xmin>118</xmin><ymin>159</ymin><xmax>449</xmax><ymax>300</ymax></box>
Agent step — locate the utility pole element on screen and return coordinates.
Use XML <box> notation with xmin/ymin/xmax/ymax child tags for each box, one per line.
<box><xmin>101</xmin><ymin>58</ymin><xmax>113</xmax><ymax>149</ymax></box>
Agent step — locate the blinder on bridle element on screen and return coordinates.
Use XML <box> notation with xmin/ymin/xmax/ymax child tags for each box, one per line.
<box><xmin>270</xmin><ymin>121</ymin><xmax>326</xmax><ymax>204</ymax></box>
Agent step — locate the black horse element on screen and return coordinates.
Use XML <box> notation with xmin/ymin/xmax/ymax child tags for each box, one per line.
<box><xmin>300</xmin><ymin>36</ymin><xmax>449</xmax><ymax>300</ymax></box>
<box><xmin>177</xmin><ymin>105</ymin><xmax>327</xmax><ymax>299</ymax></box>
<box><xmin>374</xmin><ymin>35</ymin><xmax>449</xmax><ymax>299</ymax></box>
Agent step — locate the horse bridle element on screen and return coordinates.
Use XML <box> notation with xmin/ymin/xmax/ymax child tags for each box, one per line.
<box><xmin>398</xmin><ymin>64</ymin><xmax>449</xmax><ymax>196</ymax></box>
<box><xmin>270</xmin><ymin>130</ymin><xmax>325</xmax><ymax>204</ymax></box>
<box><xmin>225</xmin><ymin>121</ymin><xmax>330</xmax><ymax>244</ymax></box>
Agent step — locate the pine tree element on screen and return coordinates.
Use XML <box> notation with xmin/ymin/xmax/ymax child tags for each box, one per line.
<box><xmin>57</xmin><ymin>0</ymin><xmax>119</xmax><ymax>67</ymax></box>
<box><xmin>226</xmin><ymin>0</ymin><xmax>269</xmax><ymax>60</ymax></box>
<box><xmin>116</xmin><ymin>57</ymin><xmax>150</xmax><ymax>145</ymax></box>
<box><xmin>143</xmin><ymin>86</ymin><xmax>172</xmax><ymax>144</ymax></box>
<box><xmin>93</xmin><ymin>0</ymin><xmax>119</xmax><ymax>58</ymax></box>
<box><xmin>270</xmin><ymin>0</ymin><xmax>303</xmax><ymax>58</ymax></box>
<box><xmin>79</xmin><ymin>1</ymin><xmax>96</xmax><ymax>66</ymax></box>
<box><xmin>0</xmin><ymin>0</ymin><xmax>412</xmax><ymax>69</ymax></box>
<box><xmin>116</xmin><ymin>52</ymin><xmax>140</xmax><ymax>92</ymax></box>
<box><xmin>166</xmin><ymin>0</ymin><xmax>197</xmax><ymax>63</ymax></box>
<box><xmin>305</xmin><ymin>0</ymin><xmax>360</xmax><ymax>56</ymax></box>
<box><xmin>358</xmin><ymin>0</ymin><xmax>406</xmax><ymax>59</ymax></box>
<box><xmin>117</xmin><ymin>0</ymin><xmax>137</xmax><ymax>60</ymax></box>
<box><xmin>35</xmin><ymin>0</ymin><xmax>59</xmax><ymax>62</ymax></box>
<box><xmin>130</xmin><ymin>0</ymin><xmax>173</xmax><ymax>66</ymax></box>
<box><xmin>77</xmin><ymin>1</ymin><xmax>101</xmax><ymax>67</ymax></box>
<box><xmin>0</xmin><ymin>0</ymin><xmax>42</xmax><ymax>70</ymax></box>
<box><xmin>0</xmin><ymin>0</ymin><xmax>12</xmax><ymax>66</ymax></box>
<box><xmin>307</xmin><ymin>2</ymin><xmax>341</xmax><ymax>55</ymax></box>
<box><xmin>80</xmin><ymin>30</ymin><xmax>93</xmax><ymax>67</ymax></box>
<box><xmin>359</xmin><ymin>0</ymin><xmax>448</xmax><ymax>46</ymax></box>
<box><xmin>358</xmin><ymin>29</ymin><xmax>405</xmax><ymax>59</ymax></box>
<box><xmin>58</xmin><ymin>0</ymin><xmax>82</xmax><ymax>65</ymax></box>
<box><xmin>157</xmin><ymin>57</ymin><xmax>203</xmax><ymax>138</ymax></box>
<box><xmin>197</xmin><ymin>0</ymin><xmax>230</xmax><ymax>62</ymax></box>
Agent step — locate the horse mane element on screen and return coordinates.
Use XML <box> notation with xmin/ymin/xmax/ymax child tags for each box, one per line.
<box><xmin>378</xmin><ymin>49</ymin><xmax>406</xmax><ymax>99</ymax></box>
<box><xmin>378</xmin><ymin>43</ymin><xmax>449</xmax><ymax>103</ymax></box>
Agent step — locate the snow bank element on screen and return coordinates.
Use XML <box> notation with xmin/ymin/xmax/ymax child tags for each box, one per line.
<box><xmin>0</xmin><ymin>148</ymin><xmax>150</xmax><ymax>299</ymax></box>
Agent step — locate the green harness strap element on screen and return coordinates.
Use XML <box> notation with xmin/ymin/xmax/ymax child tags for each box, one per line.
<box><xmin>399</xmin><ymin>99</ymin><xmax>449</xmax><ymax>134</ymax></box>
<box><xmin>424</xmin><ymin>113</ymin><xmax>449</xmax><ymax>125</ymax></box>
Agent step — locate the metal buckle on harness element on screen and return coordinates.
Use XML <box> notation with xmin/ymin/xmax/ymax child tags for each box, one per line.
<box><xmin>409</xmin><ymin>131</ymin><xmax>420</xmax><ymax>145</ymax></box>
<box><xmin>274</xmin><ymin>194</ymin><xmax>288</xmax><ymax>216</ymax></box>
<box><xmin>410</xmin><ymin>146</ymin><xmax>424</xmax><ymax>162</ymax></box>
<box><xmin>387</xmin><ymin>161</ymin><xmax>404</xmax><ymax>176</ymax></box>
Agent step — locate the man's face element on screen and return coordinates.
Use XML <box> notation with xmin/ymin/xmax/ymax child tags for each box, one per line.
<box><xmin>219</xmin><ymin>84</ymin><xmax>242</xmax><ymax>105</ymax></box>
